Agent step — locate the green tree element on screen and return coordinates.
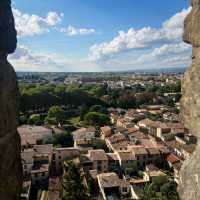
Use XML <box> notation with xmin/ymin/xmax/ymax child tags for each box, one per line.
<box><xmin>160</xmin><ymin>181</ymin><xmax>179</xmax><ymax>200</ymax></box>
<box><xmin>47</xmin><ymin>132</ymin><xmax>73</xmax><ymax>148</ymax></box>
<box><xmin>46</xmin><ymin>106</ymin><xmax>65</xmax><ymax>125</ymax></box>
<box><xmin>61</xmin><ymin>161</ymin><xmax>90</xmax><ymax>200</ymax></box>
<box><xmin>84</xmin><ymin>112</ymin><xmax>111</xmax><ymax>127</ymax></box>
<box><xmin>89</xmin><ymin>105</ymin><xmax>107</xmax><ymax>114</ymax></box>
<box><xmin>140</xmin><ymin>179</ymin><xmax>179</xmax><ymax>200</ymax></box>
<box><xmin>117</xmin><ymin>90</ymin><xmax>136</xmax><ymax>109</ymax></box>
<box><xmin>28</xmin><ymin>114</ymin><xmax>41</xmax><ymax>125</ymax></box>
<box><xmin>80</xmin><ymin>104</ymin><xmax>89</xmax><ymax>121</ymax></box>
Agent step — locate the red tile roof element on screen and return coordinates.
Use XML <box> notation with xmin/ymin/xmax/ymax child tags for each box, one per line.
<box><xmin>166</xmin><ymin>153</ymin><xmax>180</xmax><ymax>164</ymax></box>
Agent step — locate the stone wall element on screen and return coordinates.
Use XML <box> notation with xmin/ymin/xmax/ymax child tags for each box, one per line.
<box><xmin>179</xmin><ymin>0</ymin><xmax>200</xmax><ymax>199</ymax></box>
<box><xmin>0</xmin><ymin>1</ymin><xmax>22</xmax><ymax>199</ymax></box>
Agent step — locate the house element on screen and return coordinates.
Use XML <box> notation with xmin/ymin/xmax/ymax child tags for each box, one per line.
<box><xmin>110</xmin><ymin>113</ymin><xmax>119</xmax><ymax>124</ymax></box>
<box><xmin>146</xmin><ymin>148</ymin><xmax>162</xmax><ymax>164</ymax></box>
<box><xmin>107</xmin><ymin>153</ymin><xmax>120</xmax><ymax>172</ymax></box>
<box><xmin>117</xmin><ymin>117</ymin><xmax>135</xmax><ymax>129</ymax></box>
<box><xmin>128</xmin><ymin>146</ymin><xmax>148</xmax><ymax>169</ymax></box>
<box><xmin>52</xmin><ymin>147</ymin><xmax>80</xmax><ymax>175</ymax></box>
<box><xmin>116</xmin><ymin>151</ymin><xmax>136</xmax><ymax>170</ymax></box>
<box><xmin>97</xmin><ymin>173</ymin><xmax>131</xmax><ymax>200</ymax></box>
<box><xmin>145</xmin><ymin>105</ymin><xmax>167</xmax><ymax>111</ymax></box>
<box><xmin>181</xmin><ymin>144</ymin><xmax>196</xmax><ymax>159</ymax></box>
<box><xmin>21</xmin><ymin>144</ymin><xmax>53</xmax><ymax>183</ymax></box>
<box><xmin>128</xmin><ymin>130</ymin><xmax>148</xmax><ymax>144</ymax></box>
<box><xmin>48</xmin><ymin>177</ymin><xmax>60</xmax><ymax>200</ymax></box>
<box><xmin>21</xmin><ymin>149</ymin><xmax>34</xmax><ymax>178</ymax></box>
<box><xmin>138</xmin><ymin>119</ymin><xmax>170</xmax><ymax>138</ymax></box>
<box><xmin>125</xmin><ymin>109</ymin><xmax>146</xmax><ymax>122</ymax></box>
<box><xmin>150</xmin><ymin>122</ymin><xmax>170</xmax><ymax>138</ymax></box>
<box><xmin>18</xmin><ymin>125</ymin><xmax>52</xmax><ymax>145</ymax></box>
<box><xmin>184</xmin><ymin>134</ymin><xmax>196</xmax><ymax>144</ymax></box>
<box><xmin>166</xmin><ymin>123</ymin><xmax>186</xmax><ymax>133</ymax></box>
<box><xmin>105</xmin><ymin>133</ymin><xmax>130</xmax><ymax>152</ymax></box>
<box><xmin>88</xmin><ymin>150</ymin><xmax>108</xmax><ymax>173</ymax></box>
<box><xmin>166</xmin><ymin>141</ymin><xmax>184</xmax><ymax>158</ymax></box>
<box><xmin>129</xmin><ymin>179</ymin><xmax>147</xmax><ymax>200</ymax></box>
<box><xmin>31</xmin><ymin>164</ymin><xmax>49</xmax><ymax>186</ymax></box>
<box><xmin>72</xmin><ymin>127</ymin><xmax>96</xmax><ymax>148</ymax></box>
<box><xmin>31</xmin><ymin>144</ymin><xmax>53</xmax><ymax>186</ymax></box>
<box><xmin>138</xmin><ymin>119</ymin><xmax>154</xmax><ymax>129</ymax></box>
<box><xmin>165</xmin><ymin>153</ymin><xmax>182</xmax><ymax>184</ymax></box>
<box><xmin>175</xmin><ymin>132</ymin><xmax>196</xmax><ymax>145</ymax></box>
<box><xmin>163</xmin><ymin>112</ymin><xmax>179</xmax><ymax>122</ymax></box>
<box><xmin>165</xmin><ymin>153</ymin><xmax>181</xmax><ymax>168</ymax></box>
<box><xmin>160</xmin><ymin>132</ymin><xmax>175</xmax><ymax>142</ymax></box>
<box><xmin>143</xmin><ymin>164</ymin><xmax>167</xmax><ymax>182</ymax></box>
<box><xmin>100</xmin><ymin>126</ymin><xmax>112</xmax><ymax>139</ymax></box>
<box><xmin>20</xmin><ymin>135</ymin><xmax>36</xmax><ymax>150</ymax></box>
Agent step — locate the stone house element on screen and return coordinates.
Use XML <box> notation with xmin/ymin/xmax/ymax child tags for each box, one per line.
<box><xmin>97</xmin><ymin>173</ymin><xmax>131</xmax><ymax>200</ymax></box>
<box><xmin>72</xmin><ymin>127</ymin><xmax>96</xmax><ymax>148</ymax></box>
<box><xmin>100</xmin><ymin>126</ymin><xmax>112</xmax><ymax>139</ymax></box>
<box><xmin>88</xmin><ymin>150</ymin><xmax>108</xmax><ymax>173</ymax></box>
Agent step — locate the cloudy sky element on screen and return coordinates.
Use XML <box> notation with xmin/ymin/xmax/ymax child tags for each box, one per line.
<box><xmin>10</xmin><ymin>0</ymin><xmax>191</xmax><ymax>72</ymax></box>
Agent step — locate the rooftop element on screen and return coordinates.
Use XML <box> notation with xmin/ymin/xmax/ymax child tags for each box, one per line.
<box><xmin>73</xmin><ymin>127</ymin><xmax>96</xmax><ymax>140</ymax></box>
<box><xmin>107</xmin><ymin>133</ymin><xmax>127</xmax><ymax>144</ymax></box>
<box><xmin>89</xmin><ymin>150</ymin><xmax>108</xmax><ymax>161</ymax></box>
<box><xmin>146</xmin><ymin>148</ymin><xmax>160</xmax><ymax>155</ymax></box>
<box><xmin>129</xmin><ymin>146</ymin><xmax>148</xmax><ymax>155</ymax></box>
<box><xmin>166</xmin><ymin>153</ymin><xmax>180</xmax><ymax>164</ymax></box>
<box><xmin>107</xmin><ymin>153</ymin><xmax>119</xmax><ymax>161</ymax></box>
<box><xmin>34</xmin><ymin>144</ymin><xmax>53</xmax><ymax>155</ymax></box>
<box><xmin>117</xmin><ymin>151</ymin><xmax>136</xmax><ymax>161</ymax></box>
<box><xmin>98</xmin><ymin>173</ymin><xmax>129</xmax><ymax>188</ymax></box>
<box><xmin>18</xmin><ymin>125</ymin><xmax>52</xmax><ymax>134</ymax></box>
<box><xmin>100</xmin><ymin>126</ymin><xmax>112</xmax><ymax>133</ymax></box>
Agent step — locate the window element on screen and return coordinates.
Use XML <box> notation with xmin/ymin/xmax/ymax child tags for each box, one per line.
<box><xmin>122</xmin><ymin>187</ymin><xmax>127</xmax><ymax>193</ymax></box>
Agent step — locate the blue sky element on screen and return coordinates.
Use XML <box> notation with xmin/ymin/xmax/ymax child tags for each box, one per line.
<box><xmin>10</xmin><ymin>0</ymin><xmax>191</xmax><ymax>72</ymax></box>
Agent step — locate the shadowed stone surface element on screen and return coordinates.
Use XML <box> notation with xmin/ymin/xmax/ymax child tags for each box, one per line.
<box><xmin>179</xmin><ymin>0</ymin><xmax>200</xmax><ymax>199</ymax></box>
<box><xmin>0</xmin><ymin>1</ymin><xmax>22</xmax><ymax>199</ymax></box>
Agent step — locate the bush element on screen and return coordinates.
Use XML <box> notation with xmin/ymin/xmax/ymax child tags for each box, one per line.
<box><xmin>28</xmin><ymin>114</ymin><xmax>41</xmax><ymax>125</ymax></box>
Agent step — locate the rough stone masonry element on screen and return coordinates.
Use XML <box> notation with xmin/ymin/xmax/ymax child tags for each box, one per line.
<box><xmin>0</xmin><ymin>0</ymin><xmax>22</xmax><ymax>199</ymax></box>
<box><xmin>179</xmin><ymin>0</ymin><xmax>200</xmax><ymax>199</ymax></box>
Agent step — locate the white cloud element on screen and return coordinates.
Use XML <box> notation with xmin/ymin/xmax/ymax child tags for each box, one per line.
<box><xmin>90</xmin><ymin>42</ymin><xmax>191</xmax><ymax>71</ymax></box>
<box><xmin>45</xmin><ymin>12</ymin><xmax>63</xmax><ymax>26</ymax></box>
<box><xmin>11</xmin><ymin>6</ymin><xmax>192</xmax><ymax>72</ymax></box>
<box><xmin>8</xmin><ymin>46</ymin><xmax>101</xmax><ymax>72</ymax></box>
<box><xmin>13</xmin><ymin>9</ymin><xmax>63</xmax><ymax>37</ymax></box>
<box><xmin>136</xmin><ymin>42</ymin><xmax>191</xmax><ymax>63</ymax></box>
<box><xmin>61</xmin><ymin>25</ymin><xmax>95</xmax><ymax>36</ymax></box>
<box><xmin>89</xmin><ymin>7</ymin><xmax>191</xmax><ymax>61</ymax></box>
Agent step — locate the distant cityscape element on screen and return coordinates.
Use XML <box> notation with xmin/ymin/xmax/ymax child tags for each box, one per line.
<box><xmin>17</xmin><ymin>68</ymin><xmax>194</xmax><ymax>200</ymax></box>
